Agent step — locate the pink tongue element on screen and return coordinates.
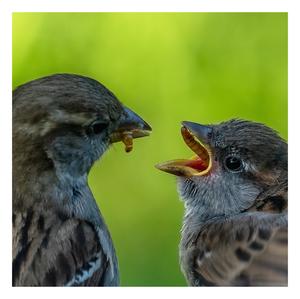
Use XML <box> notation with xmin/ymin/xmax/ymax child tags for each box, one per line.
<box><xmin>185</xmin><ymin>158</ymin><xmax>207</xmax><ymax>172</ymax></box>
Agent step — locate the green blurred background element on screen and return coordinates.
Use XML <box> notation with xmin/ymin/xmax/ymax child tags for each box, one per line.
<box><xmin>12</xmin><ymin>13</ymin><xmax>287</xmax><ymax>286</ymax></box>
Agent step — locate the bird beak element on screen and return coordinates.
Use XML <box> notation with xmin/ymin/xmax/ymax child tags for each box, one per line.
<box><xmin>155</xmin><ymin>121</ymin><xmax>213</xmax><ymax>177</ymax></box>
<box><xmin>110</xmin><ymin>106</ymin><xmax>152</xmax><ymax>152</ymax></box>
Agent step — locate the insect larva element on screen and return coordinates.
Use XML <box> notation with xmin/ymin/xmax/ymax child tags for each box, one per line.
<box><xmin>122</xmin><ymin>132</ymin><xmax>133</xmax><ymax>153</ymax></box>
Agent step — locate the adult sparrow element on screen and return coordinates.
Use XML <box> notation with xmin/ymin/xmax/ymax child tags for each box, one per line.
<box><xmin>13</xmin><ymin>74</ymin><xmax>151</xmax><ymax>286</ymax></box>
<box><xmin>156</xmin><ymin>119</ymin><xmax>287</xmax><ymax>286</ymax></box>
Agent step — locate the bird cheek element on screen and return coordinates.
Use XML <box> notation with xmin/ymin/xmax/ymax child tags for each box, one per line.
<box><xmin>93</xmin><ymin>139</ymin><xmax>109</xmax><ymax>159</ymax></box>
<box><xmin>206</xmin><ymin>159</ymin><xmax>222</xmax><ymax>178</ymax></box>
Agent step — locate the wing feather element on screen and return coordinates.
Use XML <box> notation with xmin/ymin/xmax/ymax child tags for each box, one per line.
<box><xmin>13</xmin><ymin>209</ymin><xmax>116</xmax><ymax>286</ymax></box>
<box><xmin>188</xmin><ymin>212</ymin><xmax>287</xmax><ymax>286</ymax></box>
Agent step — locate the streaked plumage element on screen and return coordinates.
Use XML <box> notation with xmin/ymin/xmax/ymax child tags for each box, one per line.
<box><xmin>156</xmin><ymin>119</ymin><xmax>287</xmax><ymax>286</ymax></box>
<box><xmin>13</xmin><ymin>74</ymin><xmax>151</xmax><ymax>286</ymax></box>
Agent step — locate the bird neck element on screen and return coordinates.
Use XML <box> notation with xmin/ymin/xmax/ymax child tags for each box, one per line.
<box><xmin>13</xmin><ymin>140</ymin><xmax>102</xmax><ymax>224</ymax></box>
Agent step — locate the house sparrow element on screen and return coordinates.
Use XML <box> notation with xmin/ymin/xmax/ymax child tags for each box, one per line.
<box><xmin>156</xmin><ymin>119</ymin><xmax>287</xmax><ymax>286</ymax></box>
<box><xmin>13</xmin><ymin>74</ymin><xmax>151</xmax><ymax>286</ymax></box>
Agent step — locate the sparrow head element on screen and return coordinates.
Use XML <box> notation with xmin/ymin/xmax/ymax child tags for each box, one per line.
<box><xmin>13</xmin><ymin>74</ymin><xmax>151</xmax><ymax>200</ymax></box>
<box><xmin>156</xmin><ymin>119</ymin><xmax>287</xmax><ymax>220</ymax></box>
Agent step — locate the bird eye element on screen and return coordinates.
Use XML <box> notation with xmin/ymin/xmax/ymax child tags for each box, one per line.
<box><xmin>89</xmin><ymin>121</ymin><xmax>109</xmax><ymax>135</ymax></box>
<box><xmin>224</xmin><ymin>156</ymin><xmax>243</xmax><ymax>172</ymax></box>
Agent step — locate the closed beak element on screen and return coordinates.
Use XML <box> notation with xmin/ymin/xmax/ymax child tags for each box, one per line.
<box><xmin>110</xmin><ymin>106</ymin><xmax>152</xmax><ymax>152</ymax></box>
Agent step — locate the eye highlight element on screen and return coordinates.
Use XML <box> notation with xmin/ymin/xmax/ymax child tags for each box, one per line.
<box><xmin>88</xmin><ymin>121</ymin><xmax>109</xmax><ymax>135</ymax></box>
<box><xmin>224</xmin><ymin>156</ymin><xmax>243</xmax><ymax>172</ymax></box>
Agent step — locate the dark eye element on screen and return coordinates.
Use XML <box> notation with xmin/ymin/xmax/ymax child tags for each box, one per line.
<box><xmin>89</xmin><ymin>121</ymin><xmax>109</xmax><ymax>135</ymax></box>
<box><xmin>225</xmin><ymin>156</ymin><xmax>243</xmax><ymax>172</ymax></box>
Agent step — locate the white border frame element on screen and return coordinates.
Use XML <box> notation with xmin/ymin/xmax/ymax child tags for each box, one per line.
<box><xmin>1</xmin><ymin>1</ymin><xmax>298</xmax><ymax>297</ymax></box>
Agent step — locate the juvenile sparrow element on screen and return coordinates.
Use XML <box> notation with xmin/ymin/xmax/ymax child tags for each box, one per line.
<box><xmin>156</xmin><ymin>119</ymin><xmax>287</xmax><ymax>286</ymax></box>
<box><xmin>13</xmin><ymin>74</ymin><xmax>151</xmax><ymax>286</ymax></box>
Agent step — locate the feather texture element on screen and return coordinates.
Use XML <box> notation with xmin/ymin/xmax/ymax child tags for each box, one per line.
<box><xmin>12</xmin><ymin>74</ymin><xmax>150</xmax><ymax>286</ymax></box>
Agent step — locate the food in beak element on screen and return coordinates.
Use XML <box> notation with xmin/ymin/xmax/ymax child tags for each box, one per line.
<box><xmin>110</xmin><ymin>107</ymin><xmax>152</xmax><ymax>153</ymax></box>
<box><xmin>110</xmin><ymin>128</ymin><xmax>151</xmax><ymax>153</ymax></box>
<box><xmin>122</xmin><ymin>132</ymin><xmax>133</xmax><ymax>153</ymax></box>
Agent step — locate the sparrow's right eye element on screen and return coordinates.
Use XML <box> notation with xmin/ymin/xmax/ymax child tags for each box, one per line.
<box><xmin>224</xmin><ymin>156</ymin><xmax>243</xmax><ymax>172</ymax></box>
<box><xmin>88</xmin><ymin>121</ymin><xmax>109</xmax><ymax>135</ymax></box>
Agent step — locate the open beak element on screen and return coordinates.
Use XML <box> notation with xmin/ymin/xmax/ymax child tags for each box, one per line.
<box><xmin>110</xmin><ymin>106</ymin><xmax>152</xmax><ymax>152</ymax></box>
<box><xmin>156</xmin><ymin>121</ymin><xmax>213</xmax><ymax>177</ymax></box>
